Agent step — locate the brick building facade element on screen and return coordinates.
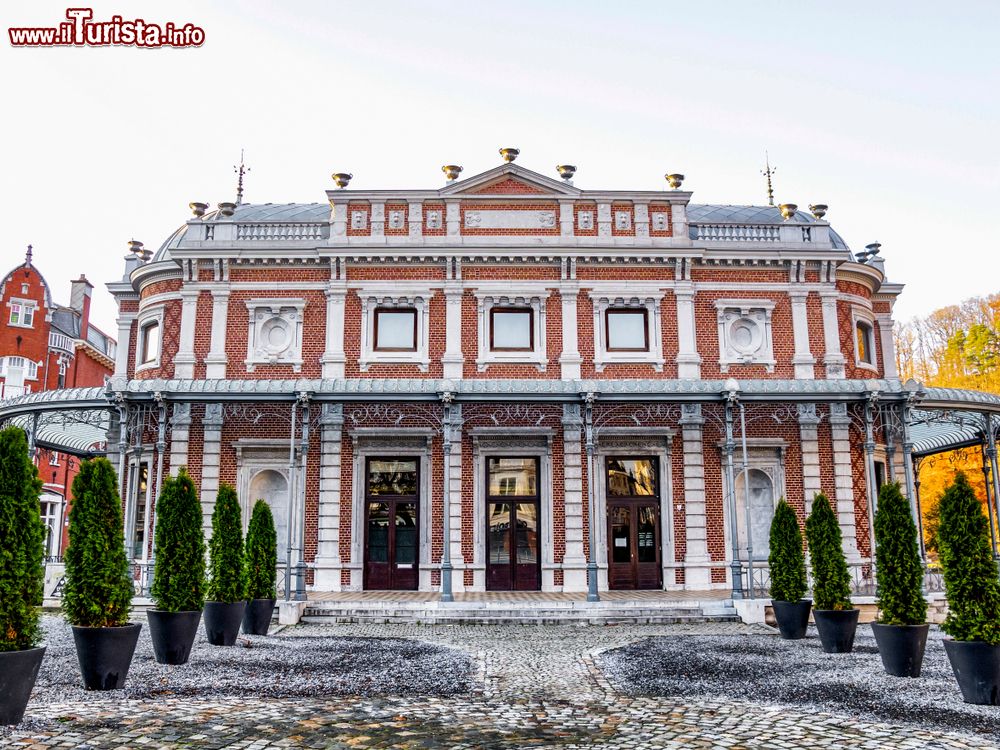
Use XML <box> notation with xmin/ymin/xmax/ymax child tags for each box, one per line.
<box><xmin>0</xmin><ymin>248</ymin><xmax>116</xmax><ymax>555</ymax></box>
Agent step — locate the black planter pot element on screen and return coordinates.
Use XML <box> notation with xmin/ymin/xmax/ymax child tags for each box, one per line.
<box><xmin>204</xmin><ymin>601</ymin><xmax>247</xmax><ymax>646</ymax></box>
<box><xmin>944</xmin><ymin>639</ymin><xmax>1000</xmax><ymax>705</ymax></box>
<box><xmin>813</xmin><ymin>608</ymin><xmax>860</xmax><ymax>653</ymax></box>
<box><xmin>771</xmin><ymin>599</ymin><xmax>812</xmax><ymax>640</ymax></box>
<box><xmin>243</xmin><ymin>598</ymin><xmax>277</xmax><ymax>636</ymax></box>
<box><xmin>71</xmin><ymin>623</ymin><xmax>142</xmax><ymax>690</ymax></box>
<box><xmin>871</xmin><ymin>622</ymin><xmax>929</xmax><ymax>678</ymax></box>
<box><xmin>147</xmin><ymin>609</ymin><xmax>202</xmax><ymax>665</ymax></box>
<box><xmin>0</xmin><ymin>647</ymin><xmax>45</xmax><ymax>725</ymax></box>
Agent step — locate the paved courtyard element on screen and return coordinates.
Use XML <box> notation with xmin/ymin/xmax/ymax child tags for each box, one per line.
<box><xmin>2</xmin><ymin>617</ymin><xmax>998</xmax><ymax>749</ymax></box>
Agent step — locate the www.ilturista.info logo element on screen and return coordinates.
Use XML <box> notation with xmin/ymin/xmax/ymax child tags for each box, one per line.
<box><xmin>9</xmin><ymin>8</ymin><xmax>204</xmax><ymax>48</ymax></box>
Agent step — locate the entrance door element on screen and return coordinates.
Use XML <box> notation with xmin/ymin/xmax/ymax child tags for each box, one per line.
<box><xmin>606</xmin><ymin>457</ymin><xmax>662</xmax><ymax>590</ymax></box>
<box><xmin>486</xmin><ymin>457</ymin><xmax>540</xmax><ymax>591</ymax></box>
<box><xmin>364</xmin><ymin>457</ymin><xmax>419</xmax><ymax>590</ymax></box>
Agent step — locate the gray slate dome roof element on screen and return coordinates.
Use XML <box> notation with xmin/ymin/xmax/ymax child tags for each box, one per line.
<box><xmin>687</xmin><ymin>204</ymin><xmax>849</xmax><ymax>249</ymax></box>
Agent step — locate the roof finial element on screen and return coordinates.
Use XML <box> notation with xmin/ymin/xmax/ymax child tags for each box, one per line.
<box><xmin>761</xmin><ymin>151</ymin><xmax>776</xmax><ymax>206</ymax></box>
<box><xmin>25</xmin><ymin>244</ymin><xmax>32</xmax><ymax>265</ymax></box>
<box><xmin>234</xmin><ymin>149</ymin><xmax>250</xmax><ymax>205</ymax></box>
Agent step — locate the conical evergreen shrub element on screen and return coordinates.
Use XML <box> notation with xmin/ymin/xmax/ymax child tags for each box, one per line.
<box><xmin>245</xmin><ymin>500</ymin><xmax>277</xmax><ymax>600</ymax></box>
<box><xmin>207</xmin><ymin>484</ymin><xmax>245</xmax><ymax>603</ymax></box>
<box><xmin>768</xmin><ymin>497</ymin><xmax>808</xmax><ymax>602</ymax></box>
<box><xmin>150</xmin><ymin>469</ymin><xmax>205</xmax><ymax>612</ymax></box>
<box><xmin>805</xmin><ymin>492</ymin><xmax>852</xmax><ymax>611</ymax></box>
<box><xmin>938</xmin><ymin>472</ymin><xmax>1000</xmax><ymax>643</ymax></box>
<box><xmin>873</xmin><ymin>481</ymin><xmax>926</xmax><ymax>626</ymax></box>
<box><xmin>0</xmin><ymin>427</ymin><xmax>45</xmax><ymax>651</ymax></box>
<box><xmin>62</xmin><ymin>458</ymin><xmax>133</xmax><ymax>627</ymax></box>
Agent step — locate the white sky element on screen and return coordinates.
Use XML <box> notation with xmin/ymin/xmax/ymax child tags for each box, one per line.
<box><xmin>2</xmin><ymin>0</ymin><xmax>998</xmax><ymax>337</ymax></box>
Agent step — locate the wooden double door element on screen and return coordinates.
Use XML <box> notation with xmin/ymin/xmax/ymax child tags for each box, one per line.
<box><xmin>606</xmin><ymin>457</ymin><xmax>663</xmax><ymax>590</ymax></box>
<box><xmin>364</xmin><ymin>457</ymin><xmax>419</xmax><ymax>590</ymax></box>
<box><xmin>486</xmin><ymin>456</ymin><xmax>541</xmax><ymax>591</ymax></box>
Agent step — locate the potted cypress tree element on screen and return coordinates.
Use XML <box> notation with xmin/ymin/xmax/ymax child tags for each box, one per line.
<box><xmin>937</xmin><ymin>472</ymin><xmax>1000</xmax><ymax>704</ymax></box>
<box><xmin>768</xmin><ymin>498</ymin><xmax>811</xmax><ymax>639</ymax></box>
<box><xmin>871</xmin><ymin>481</ymin><xmax>928</xmax><ymax>677</ymax></box>
<box><xmin>805</xmin><ymin>492</ymin><xmax>859</xmax><ymax>653</ymax></box>
<box><xmin>63</xmin><ymin>458</ymin><xmax>141</xmax><ymax>690</ymax></box>
<box><xmin>148</xmin><ymin>469</ymin><xmax>206</xmax><ymax>665</ymax></box>
<box><xmin>204</xmin><ymin>484</ymin><xmax>247</xmax><ymax>646</ymax></box>
<box><xmin>0</xmin><ymin>427</ymin><xmax>46</xmax><ymax>725</ymax></box>
<box><xmin>243</xmin><ymin>499</ymin><xmax>278</xmax><ymax>635</ymax></box>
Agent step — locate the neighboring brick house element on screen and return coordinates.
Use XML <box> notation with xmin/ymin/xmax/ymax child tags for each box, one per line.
<box><xmin>9</xmin><ymin>157</ymin><xmax>990</xmax><ymax>601</ymax></box>
<box><xmin>0</xmin><ymin>247</ymin><xmax>116</xmax><ymax>555</ymax></box>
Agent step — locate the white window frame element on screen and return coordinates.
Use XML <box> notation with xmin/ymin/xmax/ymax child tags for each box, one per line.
<box><xmin>476</xmin><ymin>292</ymin><xmax>549</xmax><ymax>372</ymax></box>
<box><xmin>852</xmin><ymin>307</ymin><xmax>879</xmax><ymax>372</ymax></box>
<box><xmin>714</xmin><ymin>298</ymin><xmax>777</xmax><ymax>373</ymax></box>
<box><xmin>7</xmin><ymin>298</ymin><xmax>37</xmax><ymax>328</ymax></box>
<box><xmin>0</xmin><ymin>356</ymin><xmax>39</xmax><ymax>380</ymax></box>
<box><xmin>245</xmin><ymin>298</ymin><xmax>306</xmax><ymax>372</ymax></box>
<box><xmin>590</xmin><ymin>292</ymin><xmax>664</xmax><ymax>372</ymax></box>
<box><xmin>134</xmin><ymin>306</ymin><xmax>164</xmax><ymax>373</ymax></box>
<box><xmin>360</xmin><ymin>292</ymin><xmax>430</xmax><ymax>372</ymax></box>
<box><xmin>39</xmin><ymin>494</ymin><xmax>63</xmax><ymax>557</ymax></box>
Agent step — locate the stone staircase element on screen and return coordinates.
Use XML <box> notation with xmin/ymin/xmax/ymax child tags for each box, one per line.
<box><xmin>301</xmin><ymin>598</ymin><xmax>738</xmax><ymax>625</ymax></box>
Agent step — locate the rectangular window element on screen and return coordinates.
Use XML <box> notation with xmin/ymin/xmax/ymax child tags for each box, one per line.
<box><xmin>374</xmin><ymin>307</ymin><xmax>417</xmax><ymax>351</ymax></box>
<box><xmin>131</xmin><ymin>463</ymin><xmax>149</xmax><ymax>559</ymax></box>
<box><xmin>606</xmin><ymin>458</ymin><xmax>657</xmax><ymax>497</ymax></box>
<box><xmin>490</xmin><ymin>307</ymin><xmax>533</xmax><ymax>351</ymax></box>
<box><xmin>856</xmin><ymin>322</ymin><xmax>874</xmax><ymax>365</ymax></box>
<box><xmin>139</xmin><ymin>321</ymin><xmax>160</xmax><ymax>365</ymax></box>
<box><xmin>874</xmin><ymin>461</ymin><xmax>886</xmax><ymax>493</ymax></box>
<box><xmin>9</xmin><ymin>302</ymin><xmax>34</xmax><ymax>327</ymax></box>
<box><xmin>606</xmin><ymin>308</ymin><xmax>649</xmax><ymax>351</ymax></box>
<box><xmin>488</xmin><ymin>457</ymin><xmax>538</xmax><ymax>497</ymax></box>
<box><xmin>367</xmin><ymin>458</ymin><xmax>419</xmax><ymax>496</ymax></box>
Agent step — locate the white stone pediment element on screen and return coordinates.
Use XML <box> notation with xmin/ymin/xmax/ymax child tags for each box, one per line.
<box><xmin>440</xmin><ymin>164</ymin><xmax>580</xmax><ymax>197</ymax></box>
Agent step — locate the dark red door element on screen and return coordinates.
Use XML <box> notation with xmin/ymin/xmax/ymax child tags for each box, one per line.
<box><xmin>606</xmin><ymin>457</ymin><xmax>662</xmax><ymax>590</ymax></box>
<box><xmin>364</xmin><ymin>457</ymin><xmax>419</xmax><ymax>591</ymax></box>
<box><xmin>485</xmin><ymin>457</ymin><xmax>541</xmax><ymax>591</ymax></box>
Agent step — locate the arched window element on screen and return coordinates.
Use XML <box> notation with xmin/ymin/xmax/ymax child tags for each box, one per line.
<box><xmin>249</xmin><ymin>469</ymin><xmax>289</xmax><ymax>556</ymax></box>
<box><xmin>856</xmin><ymin>321</ymin><xmax>874</xmax><ymax>365</ymax></box>
<box><xmin>734</xmin><ymin>468</ymin><xmax>775</xmax><ymax>561</ymax></box>
<box><xmin>139</xmin><ymin>320</ymin><xmax>160</xmax><ymax>365</ymax></box>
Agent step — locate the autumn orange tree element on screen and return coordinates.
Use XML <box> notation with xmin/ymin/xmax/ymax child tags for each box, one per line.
<box><xmin>895</xmin><ymin>292</ymin><xmax>1000</xmax><ymax>556</ymax></box>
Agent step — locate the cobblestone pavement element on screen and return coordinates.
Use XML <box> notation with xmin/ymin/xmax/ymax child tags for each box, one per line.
<box><xmin>4</xmin><ymin>621</ymin><xmax>998</xmax><ymax>749</ymax></box>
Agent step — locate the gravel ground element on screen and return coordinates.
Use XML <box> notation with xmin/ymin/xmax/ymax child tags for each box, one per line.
<box><xmin>599</xmin><ymin>624</ymin><xmax>1000</xmax><ymax>738</ymax></box>
<box><xmin>29</xmin><ymin>614</ymin><xmax>473</xmax><ymax>702</ymax></box>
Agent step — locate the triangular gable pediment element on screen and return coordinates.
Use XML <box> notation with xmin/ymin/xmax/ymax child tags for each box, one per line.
<box><xmin>440</xmin><ymin>163</ymin><xmax>581</xmax><ymax>197</ymax></box>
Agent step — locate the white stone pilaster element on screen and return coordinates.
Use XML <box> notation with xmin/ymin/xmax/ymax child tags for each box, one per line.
<box><xmin>561</xmin><ymin>404</ymin><xmax>587</xmax><ymax>590</ymax></box>
<box><xmin>321</xmin><ymin>288</ymin><xmax>347</xmax><ymax>378</ymax></box>
<box><xmin>205</xmin><ymin>290</ymin><xmax>230</xmax><ymax>379</ymax></box>
<box><xmin>876</xmin><ymin>312</ymin><xmax>898</xmax><ymax>379</ymax></box>
<box><xmin>114</xmin><ymin>313</ymin><xmax>136</xmax><ymax>379</ymax></box>
<box><xmin>314</xmin><ymin>404</ymin><xmax>343</xmax><ymax>590</ymax></box>
<box><xmin>559</xmin><ymin>286</ymin><xmax>582</xmax><ymax>379</ymax></box>
<box><xmin>680</xmin><ymin>404</ymin><xmax>711</xmax><ymax>588</ymax></box>
<box><xmin>675</xmin><ymin>283</ymin><xmax>702</xmax><ymax>378</ymax></box>
<box><xmin>168</xmin><ymin>403</ymin><xmax>191</xmax><ymax>478</ymax></box>
<box><xmin>820</xmin><ymin>290</ymin><xmax>846</xmax><ymax>379</ymax></box>
<box><xmin>173</xmin><ymin>290</ymin><xmax>200</xmax><ymax>379</ymax></box>
<box><xmin>790</xmin><ymin>290</ymin><xmax>815</xmax><ymax>379</ymax></box>
<box><xmin>447</xmin><ymin>405</ymin><xmax>465</xmax><ymax>592</ymax></box>
<box><xmin>829</xmin><ymin>403</ymin><xmax>860</xmax><ymax>562</ymax></box>
<box><xmin>442</xmin><ymin>285</ymin><xmax>464</xmax><ymax>378</ymax></box>
<box><xmin>559</xmin><ymin>200</ymin><xmax>574</xmax><ymax>238</ymax></box>
<box><xmin>200</xmin><ymin>403</ymin><xmax>224</xmax><ymax>537</ymax></box>
<box><xmin>798</xmin><ymin>403</ymin><xmax>822</xmax><ymax>502</ymax></box>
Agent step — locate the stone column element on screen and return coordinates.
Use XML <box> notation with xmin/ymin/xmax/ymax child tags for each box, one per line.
<box><xmin>790</xmin><ymin>291</ymin><xmax>815</xmax><ymax>379</ymax></box>
<box><xmin>446</xmin><ymin>404</ymin><xmax>465</xmax><ymax>592</ymax></box>
<box><xmin>174</xmin><ymin>290</ymin><xmax>200</xmax><ymax>379</ymax></box>
<box><xmin>820</xmin><ymin>290</ymin><xmax>846</xmax><ymax>379</ymax></box>
<box><xmin>313</xmin><ymin>404</ymin><xmax>343</xmax><ymax>590</ymax></box>
<box><xmin>200</xmin><ymin>403</ymin><xmax>224</xmax><ymax>537</ymax></box>
<box><xmin>442</xmin><ymin>284</ymin><xmax>464</xmax><ymax>379</ymax></box>
<box><xmin>321</xmin><ymin>287</ymin><xmax>347</xmax><ymax>378</ymax></box>
<box><xmin>204</xmin><ymin>290</ymin><xmax>230</xmax><ymax>379</ymax></box>
<box><xmin>559</xmin><ymin>285</ymin><xmax>582</xmax><ymax>379</ymax></box>
<box><xmin>168</xmin><ymin>403</ymin><xmax>192</xmax><ymax>477</ymax></box>
<box><xmin>798</xmin><ymin>403</ymin><xmax>822</xmax><ymax>503</ymax></box>
<box><xmin>113</xmin><ymin>313</ymin><xmax>136</xmax><ymax>379</ymax></box>
<box><xmin>675</xmin><ymin>284</ymin><xmax>702</xmax><ymax>378</ymax></box>
<box><xmin>561</xmin><ymin>404</ymin><xmax>587</xmax><ymax>590</ymax></box>
<box><xmin>829</xmin><ymin>403</ymin><xmax>860</xmax><ymax>562</ymax></box>
<box><xmin>680</xmin><ymin>404</ymin><xmax>711</xmax><ymax>588</ymax></box>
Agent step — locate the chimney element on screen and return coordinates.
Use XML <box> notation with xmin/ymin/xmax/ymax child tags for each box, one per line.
<box><xmin>70</xmin><ymin>275</ymin><xmax>93</xmax><ymax>336</ymax></box>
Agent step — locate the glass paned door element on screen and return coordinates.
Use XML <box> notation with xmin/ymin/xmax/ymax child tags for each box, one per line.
<box><xmin>606</xmin><ymin>457</ymin><xmax>662</xmax><ymax>590</ymax></box>
<box><xmin>364</xmin><ymin>457</ymin><xmax>419</xmax><ymax>590</ymax></box>
<box><xmin>486</xmin><ymin>457</ymin><xmax>541</xmax><ymax>591</ymax></box>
